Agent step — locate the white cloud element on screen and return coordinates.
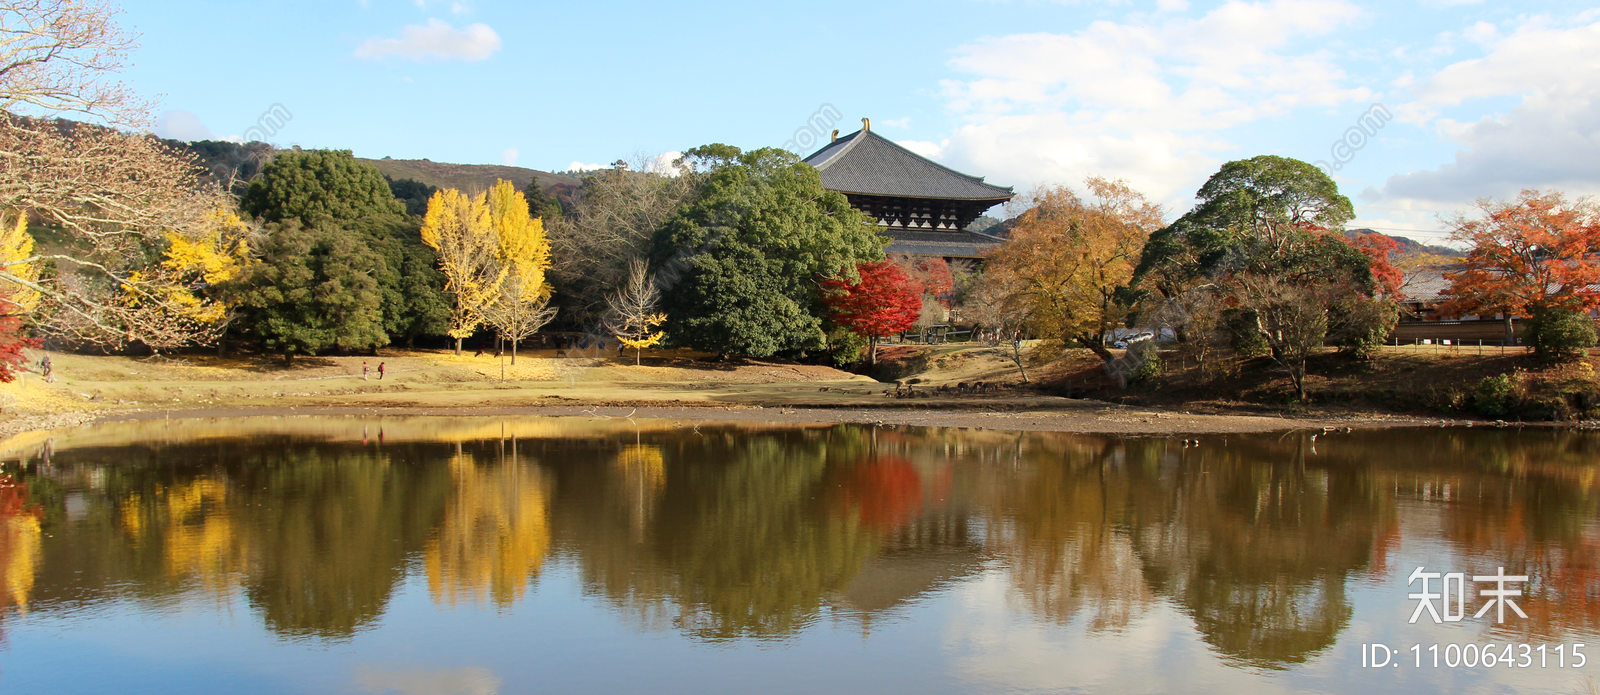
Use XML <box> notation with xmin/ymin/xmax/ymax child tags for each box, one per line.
<box><xmin>154</xmin><ymin>110</ymin><xmax>215</xmax><ymax>141</ymax></box>
<box><xmin>896</xmin><ymin>139</ymin><xmax>945</xmax><ymax>158</ymax></box>
<box><xmin>566</xmin><ymin>161</ymin><xmax>611</xmax><ymax>172</ymax></box>
<box><xmin>355</xmin><ymin>19</ymin><xmax>501</xmax><ymax>61</ymax></box>
<box><xmin>931</xmin><ymin>0</ymin><xmax>1370</xmax><ymax>207</ymax></box>
<box><xmin>1381</xmin><ymin>18</ymin><xmax>1600</xmax><ymax>204</ymax></box>
<box><xmin>643</xmin><ymin>151</ymin><xmax>685</xmax><ymax>175</ymax></box>
<box><xmin>154</xmin><ymin>110</ymin><xmax>246</xmax><ymax>143</ymax></box>
<box><xmin>501</xmin><ymin>148</ymin><xmax>519</xmax><ymax>166</ymax></box>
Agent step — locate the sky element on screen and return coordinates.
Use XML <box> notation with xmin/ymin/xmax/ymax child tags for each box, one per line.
<box><xmin>123</xmin><ymin>0</ymin><xmax>1600</xmax><ymax>243</ymax></box>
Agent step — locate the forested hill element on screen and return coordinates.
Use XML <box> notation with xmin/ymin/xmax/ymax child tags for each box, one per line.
<box><xmin>359</xmin><ymin>157</ymin><xmax>580</xmax><ymax>195</ymax></box>
<box><xmin>1347</xmin><ymin>228</ymin><xmax>1463</xmax><ymax>257</ymax></box>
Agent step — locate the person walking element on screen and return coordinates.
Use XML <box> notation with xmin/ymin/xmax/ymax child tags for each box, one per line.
<box><xmin>362</xmin><ymin>361</ymin><xmax>370</xmax><ymax>380</ymax></box>
<box><xmin>377</xmin><ymin>362</ymin><xmax>386</xmax><ymax>380</ymax></box>
<box><xmin>39</xmin><ymin>354</ymin><xmax>53</xmax><ymax>382</ymax></box>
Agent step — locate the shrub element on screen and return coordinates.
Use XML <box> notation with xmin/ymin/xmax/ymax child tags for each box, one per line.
<box><xmin>825</xmin><ymin>326</ymin><xmax>867</xmax><ymax>368</ymax></box>
<box><xmin>1470</xmin><ymin>373</ymin><xmax>1519</xmax><ymax>418</ymax></box>
<box><xmin>1129</xmin><ymin>341</ymin><xmax>1164</xmax><ymax>385</ymax></box>
<box><xmin>1332</xmin><ymin>298</ymin><xmax>1400</xmax><ymax>359</ymax></box>
<box><xmin>1527</xmin><ymin>307</ymin><xmax>1597</xmax><ymax>363</ymax></box>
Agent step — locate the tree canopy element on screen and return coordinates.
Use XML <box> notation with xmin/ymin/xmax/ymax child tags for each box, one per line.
<box><xmin>650</xmin><ymin>145</ymin><xmax>883</xmax><ymax>357</ymax></box>
<box><xmin>238</xmin><ymin>221</ymin><xmax>388</xmax><ymax>362</ymax></box>
<box><xmin>242</xmin><ymin>149</ymin><xmax>403</xmax><ymax>224</ymax></box>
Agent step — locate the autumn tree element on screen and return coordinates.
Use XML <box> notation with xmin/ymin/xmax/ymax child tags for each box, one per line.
<box><xmin>819</xmin><ymin>260</ymin><xmax>921</xmax><ymax>365</ymax></box>
<box><xmin>422</xmin><ymin>189</ymin><xmax>505</xmax><ymax>355</ymax></box>
<box><xmin>0</xmin><ymin>213</ymin><xmax>36</xmax><ymax>381</ymax></box>
<box><xmin>605</xmin><ymin>258</ymin><xmax>666</xmax><ymax>365</ymax></box>
<box><xmin>0</xmin><ymin>2</ymin><xmax>235</xmax><ymax>350</ymax></box>
<box><xmin>985</xmin><ymin>178</ymin><xmax>1163</xmax><ymax>360</ymax></box>
<box><xmin>1440</xmin><ymin>190</ymin><xmax>1600</xmax><ymax>357</ymax></box>
<box><xmin>480</xmin><ymin>180</ymin><xmax>556</xmax><ymax>363</ymax></box>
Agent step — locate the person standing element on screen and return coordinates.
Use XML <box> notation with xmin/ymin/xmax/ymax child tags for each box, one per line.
<box><xmin>39</xmin><ymin>354</ymin><xmax>53</xmax><ymax>382</ymax></box>
<box><xmin>362</xmin><ymin>361</ymin><xmax>370</xmax><ymax>380</ymax></box>
<box><xmin>377</xmin><ymin>362</ymin><xmax>386</xmax><ymax>380</ymax></box>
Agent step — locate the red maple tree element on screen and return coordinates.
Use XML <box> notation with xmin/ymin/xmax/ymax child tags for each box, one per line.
<box><xmin>1440</xmin><ymin>190</ymin><xmax>1600</xmax><ymax>342</ymax></box>
<box><xmin>1349</xmin><ymin>232</ymin><xmax>1403</xmax><ymax>298</ymax></box>
<box><xmin>820</xmin><ymin>260</ymin><xmax>922</xmax><ymax>365</ymax></box>
<box><xmin>0</xmin><ymin>293</ymin><xmax>35</xmax><ymax>384</ymax></box>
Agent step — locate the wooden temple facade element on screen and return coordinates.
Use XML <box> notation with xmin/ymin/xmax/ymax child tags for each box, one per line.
<box><xmin>804</xmin><ymin>119</ymin><xmax>1013</xmax><ymax>260</ymax></box>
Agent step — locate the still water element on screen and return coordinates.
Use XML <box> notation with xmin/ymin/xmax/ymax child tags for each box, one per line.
<box><xmin>0</xmin><ymin>416</ymin><xmax>1598</xmax><ymax>694</ymax></box>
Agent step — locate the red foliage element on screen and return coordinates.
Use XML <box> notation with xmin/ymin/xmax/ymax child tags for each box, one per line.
<box><xmin>914</xmin><ymin>258</ymin><xmax>954</xmax><ymax>306</ymax></box>
<box><xmin>820</xmin><ymin>261</ymin><xmax>922</xmax><ymax>341</ymax></box>
<box><xmin>1350</xmin><ymin>232</ymin><xmax>1404</xmax><ymax>298</ymax></box>
<box><xmin>1442</xmin><ymin>190</ymin><xmax>1600</xmax><ymax>317</ymax></box>
<box><xmin>0</xmin><ymin>300</ymin><xmax>35</xmax><ymax>384</ymax></box>
<box><xmin>828</xmin><ymin>455</ymin><xmax>923</xmax><ymax>530</ymax></box>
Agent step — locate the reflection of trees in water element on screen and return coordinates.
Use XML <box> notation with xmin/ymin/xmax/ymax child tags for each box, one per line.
<box><xmin>970</xmin><ymin>434</ymin><xmax>1153</xmax><ymax>633</ymax></box>
<box><xmin>424</xmin><ymin>446</ymin><xmax>551</xmax><ymax>609</ymax></box>
<box><xmin>1127</xmin><ymin>438</ymin><xmax>1388</xmax><ymax>667</ymax></box>
<box><xmin>0</xmin><ymin>472</ymin><xmax>42</xmax><ymax>645</ymax></box>
<box><xmin>14</xmin><ymin>423</ymin><xmax>1600</xmax><ymax>658</ymax></box>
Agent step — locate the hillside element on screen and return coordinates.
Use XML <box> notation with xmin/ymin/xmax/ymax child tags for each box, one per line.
<box><xmin>359</xmin><ymin>157</ymin><xmax>581</xmax><ymax>195</ymax></box>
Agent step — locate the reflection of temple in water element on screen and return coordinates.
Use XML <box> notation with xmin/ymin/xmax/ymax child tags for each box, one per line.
<box><xmin>828</xmin><ymin>511</ymin><xmax>984</xmax><ymax>633</ymax></box>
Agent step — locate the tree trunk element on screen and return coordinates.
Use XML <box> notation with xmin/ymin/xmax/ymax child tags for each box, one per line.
<box><xmin>511</xmin><ymin>339</ymin><xmax>518</xmax><ymax>365</ymax></box>
<box><xmin>217</xmin><ymin>328</ymin><xmax>228</xmax><ymax>358</ymax></box>
<box><xmin>1010</xmin><ymin>336</ymin><xmax>1031</xmax><ymax>383</ymax></box>
<box><xmin>283</xmin><ymin>351</ymin><xmax>293</xmax><ymax>366</ymax></box>
<box><xmin>454</xmin><ymin>337</ymin><xmax>462</xmax><ymax>355</ymax></box>
<box><xmin>1503</xmin><ymin>311</ymin><xmax>1515</xmax><ymax>345</ymax></box>
<box><xmin>1078</xmin><ymin>333</ymin><xmax>1115</xmax><ymax>362</ymax></box>
<box><xmin>636</xmin><ymin>347</ymin><xmax>641</xmax><ymax>366</ymax></box>
<box><xmin>870</xmin><ymin>335</ymin><xmax>879</xmax><ymax>366</ymax></box>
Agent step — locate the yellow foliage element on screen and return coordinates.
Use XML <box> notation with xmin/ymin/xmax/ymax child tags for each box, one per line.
<box><xmin>424</xmin><ymin>452</ymin><xmax>552</xmax><ymax>608</ymax></box>
<box><xmin>0</xmin><ymin>211</ymin><xmax>40</xmax><ymax>313</ymax></box>
<box><xmin>119</xmin><ymin>208</ymin><xmax>250</xmax><ymax>326</ymax></box>
<box><xmin>0</xmin><ymin>507</ymin><xmax>40</xmax><ymax>612</ymax></box>
<box><xmin>423</xmin><ymin>189</ymin><xmax>506</xmax><ymax>340</ymax></box>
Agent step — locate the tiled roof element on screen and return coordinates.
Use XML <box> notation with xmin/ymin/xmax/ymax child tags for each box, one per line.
<box><xmin>803</xmin><ymin>129</ymin><xmax>1014</xmax><ymax>201</ymax></box>
<box><xmin>882</xmin><ymin>229</ymin><xmax>1006</xmax><ymax>258</ymax></box>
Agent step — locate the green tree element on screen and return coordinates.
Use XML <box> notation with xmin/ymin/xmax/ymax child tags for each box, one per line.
<box><xmin>239</xmin><ymin>221</ymin><xmax>389</xmax><ymax>363</ymax></box>
<box><xmin>386</xmin><ymin>177</ymin><xmax>438</xmax><ymax>217</ymax></box>
<box><xmin>351</xmin><ymin>215</ymin><xmax>451</xmax><ymax>347</ymax></box>
<box><xmin>1129</xmin><ymin>156</ymin><xmax>1380</xmax><ymax>400</ymax></box>
<box><xmin>242</xmin><ymin>149</ymin><xmax>403</xmax><ymax>224</ymax></box>
<box><xmin>650</xmin><ymin>145</ymin><xmax>882</xmax><ymax>357</ymax></box>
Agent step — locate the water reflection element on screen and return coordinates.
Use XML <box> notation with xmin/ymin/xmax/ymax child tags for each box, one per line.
<box><xmin>1</xmin><ymin>418</ymin><xmax>1599</xmax><ymax>673</ymax></box>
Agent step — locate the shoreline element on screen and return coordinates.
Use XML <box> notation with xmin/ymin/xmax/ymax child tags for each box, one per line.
<box><xmin>11</xmin><ymin>400</ymin><xmax>1440</xmax><ymax>438</ymax></box>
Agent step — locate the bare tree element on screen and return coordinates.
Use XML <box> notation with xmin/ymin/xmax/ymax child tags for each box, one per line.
<box><xmin>0</xmin><ymin>2</ymin><xmax>235</xmax><ymax>349</ymax></box>
<box><xmin>0</xmin><ymin>0</ymin><xmax>150</xmax><ymax>125</ymax></box>
<box><xmin>546</xmin><ymin>156</ymin><xmax>695</xmax><ymax>323</ymax></box>
<box><xmin>480</xmin><ymin>273</ymin><xmax>557</xmax><ymax>365</ymax></box>
<box><xmin>603</xmin><ymin>258</ymin><xmax>665</xmax><ymax>365</ymax></box>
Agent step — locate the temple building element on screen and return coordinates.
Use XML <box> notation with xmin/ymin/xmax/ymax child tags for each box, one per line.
<box><xmin>803</xmin><ymin>118</ymin><xmax>1014</xmax><ymax>260</ymax></box>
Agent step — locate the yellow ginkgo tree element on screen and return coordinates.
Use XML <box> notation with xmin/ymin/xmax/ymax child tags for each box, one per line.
<box><xmin>0</xmin><ymin>211</ymin><xmax>41</xmax><ymax>316</ymax></box>
<box><xmin>479</xmin><ymin>180</ymin><xmax>556</xmax><ymax>364</ymax></box>
<box><xmin>605</xmin><ymin>258</ymin><xmax>666</xmax><ymax>365</ymax></box>
<box><xmin>422</xmin><ymin>188</ymin><xmax>506</xmax><ymax>355</ymax></box>
<box><xmin>119</xmin><ymin>209</ymin><xmax>253</xmax><ymax>352</ymax></box>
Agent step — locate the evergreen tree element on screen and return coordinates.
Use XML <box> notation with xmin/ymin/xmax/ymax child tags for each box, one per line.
<box><xmin>239</xmin><ymin>221</ymin><xmax>389</xmax><ymax>363</ymax></box>
<box><xmin>241</xmin><ymin>149</ymin><xmax>403</xmax><ymax>224</ymax></box>
<box><xmin>351</xmin><ymin>215</ymin><xmax>451</xmax><ymax>347</ymax></box>
<box><xmin>650</xmin><ymin>145</ymin><xmax>882</xmax><ymax>357</ymax></box>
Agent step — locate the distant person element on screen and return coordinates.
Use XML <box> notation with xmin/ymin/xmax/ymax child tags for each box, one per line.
<box><xmin>377</xmin><ymin>362</ymin><xmax>386</xmax><ymax>380</ymax></box>
<box><xmin>362</xmin><ymin>361</ymin><xmax>370</xmax><ymax>380</ymax></box>
<box><xmin>39</xmin><ymin>354</ymin><xmax>53</xmax><ymax>382</ymax></box>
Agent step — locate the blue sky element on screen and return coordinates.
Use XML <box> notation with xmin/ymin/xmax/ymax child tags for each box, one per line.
<box><xmin>128</xmin><ymin>0</ymin><xmax>1600</xmax><ymax>242</ymax></box>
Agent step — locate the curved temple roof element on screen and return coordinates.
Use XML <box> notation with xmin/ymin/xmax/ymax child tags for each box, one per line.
<box><xmin>803</xmin><ymin>128</ymin><xmax>1014</xmax><ymax>202</ymax></box>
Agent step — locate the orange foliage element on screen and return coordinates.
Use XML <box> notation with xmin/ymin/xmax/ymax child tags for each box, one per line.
<box><xmin>1441</xmin><ymin>190</ymin><xmax>1600</xmax><ymax>317</ymax></box>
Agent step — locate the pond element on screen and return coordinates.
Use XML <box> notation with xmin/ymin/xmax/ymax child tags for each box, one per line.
<box><xmin>0</xmin><ymin>416</ymin><xmax>1597</xmax><ymax>694</ymax></box>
